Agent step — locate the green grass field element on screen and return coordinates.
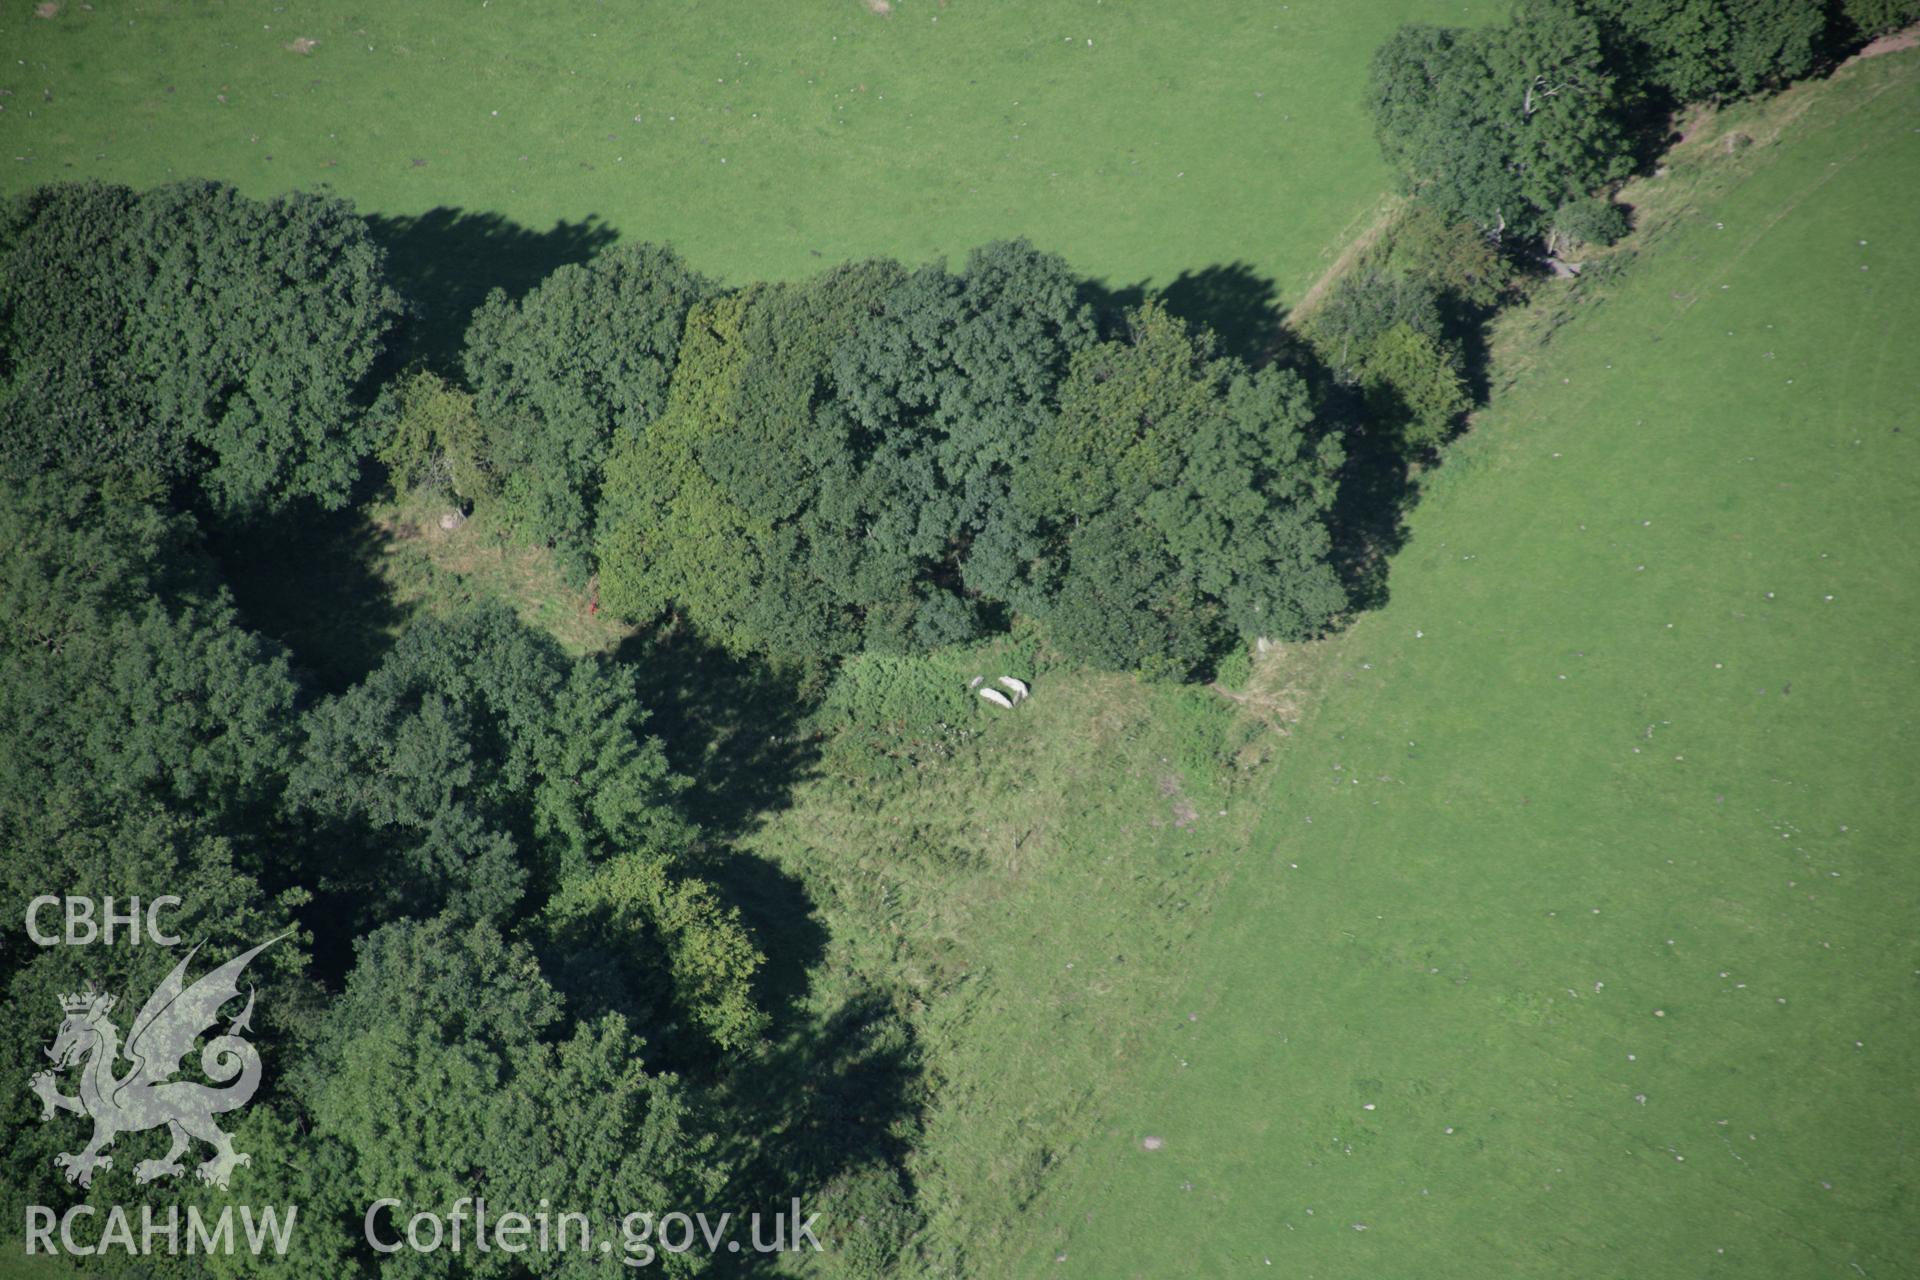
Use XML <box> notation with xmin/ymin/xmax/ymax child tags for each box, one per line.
<box><xmin>1</xmin><ymin>0</ymin><xmax>1462</xmax><ymax>307</ymax></box>
<box><xmin>1004</xmin><ymin>52</ymin><xmax>1920</xmax><ymax>1277</ymax></box>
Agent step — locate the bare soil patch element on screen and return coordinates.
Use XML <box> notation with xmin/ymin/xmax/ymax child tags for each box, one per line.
<box><xmin>1852</xmin><ymin>23</ymin><xmax>1918</xmax><ymax>62</ymax></box>
<box><xmin>1159</xmin><ymin>776</ymin><xmax>1199</xmax><ymax>829</ymax></box>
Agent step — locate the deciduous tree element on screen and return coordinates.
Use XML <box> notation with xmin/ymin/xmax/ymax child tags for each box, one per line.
<box><xmin>464</xmin><ymin>243</ymin><xmax>710</xmax><ymax>575</ymax></box>
<box><xmin>1369</xmin><ymin>2</ymin><xmax>1630</xmax><ymax>236</ymax></box>
<box><xmin>1583</xmin><ymin>0</ymin><xmax>1826</xmax><ymax>100</ymax></box>
<box><xmin>296</xmin><ymin>917</ymin><xmax>723</xmax><ymax>1276</ymax></box>
<box><xmin>1023</xmin><ymin>305</ymin><xmax>1346</xmax><ymax>676</ymax></box>
<box><xmin>0</xmin><ymin>181</ymin><xmax>400</xmax><ymax>510</ymax></box>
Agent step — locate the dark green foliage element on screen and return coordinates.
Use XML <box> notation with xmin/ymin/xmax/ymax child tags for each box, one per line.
<box><xmin>1548</xmin><ymin>195</ymin><xmax>1632</xmax><ymax>255</ymax></box>
<box><xmin>832</xmin><ymin>240</ymin><xmax>1099</xmax><ymax>615</ymax></box>
<box><xmin>1372</xmin><ymin>202</ymin><xmax>1517</xmax><ymax>309</ymax></box>
<box><xmin>0</xmin><ymin>470</ymin><xmax>316</xmax><ymax>1227</ymax></box>
<box><xmin>1368</xmin><ymin>0</ymin><xmax>1841</xmax><ymax>243</ymax></box>
<box><xmin>0</xmin><ymin>470</ymin><xmax>299</xmax><ymax>853</ymax></box>
<box><xmin>597</xmin><ymin>280</ymin><xmax>900</xmax><ymax>658</ymax></box>
<box><xmin>1582</xmin><ymin>0</ymin><xmax>1826</xmax><ymax>100</ymax></box>
<box><xmin>600</xmin><ymin>244</ymin><xmax>1098</xmax><ymax>661</ymax></box>
<box><xmin>701</xmin><ymin>260</ymin><xmax>907</xmax><ymax>527</ymax></box>
<box><xmin>0</xmin><ymin>181</ymin><xmax>400</xmax><ymax>511</ymax></box>
<box><xmin>1839</xmin><ymin>0</ymin><xmax>1920</xmax><ymax>36</ymax></box>
<box><xmin>1042</xmin><ymin>511</ymin><xmax>1221</xmax><ymax>678</ymax></box>
<box><xmin>1023</xmin><ymin>304</ymin><xmax>1346</xmax><ymax>677</ymax></box>
<box><xmin>1308</xmin><ymin>271</ymin><xmax>1447</xmax><ymax>383</ymax></box>
<box><xmin>599</xmin><ymin>289</ymin><xmax>805</xmax><ymax>652</ymax></box>
<box><xmin>294</xmin><ymin>917</ymin><xmax>723</xmax><ymax>1276</ymax></box>
<box><xmin>464</xmin><ymin>242</ymin><xmax>710</xmax><ymax>574</ymax></box>
<box><xmin>1308</xmin><ymin>271</ymin><xmax>1472</xmax><ymax>451</ymax></box>
<box><xmin>284</xmin><ymin>601</ymin><xmax>765</xmax><ymax>1055</ymax></box>
<box><xmin>286</xmin><ymin>602</ymin><xmax>688</xmax><ymax>919</ymax></box>
<box><xmin>0</xmin><ymin>811</ymin><xmax>316</xmax><ymax>1227</ymax></box>
<box><xmin>0</xmin><ymin>184</ymin><xmax>153</xmax><ymax>472</ymax></box>
<box><xmin>1368</xmin><ymin>1</ymin><xmax>1631</xmax><ymax>236</ymax></box>
<box><xmin>538</xmin><ymin>851</ymin><xmax>769</xmax><ymax>1051</ymax></box>
<box><xmin>0</xmin><ymin>475</ymin><xmax>760</xmax><ymax>1264</ymax></box>
<box><xmin>1358</xmin><ymin>323</ymin><xmax>1474</xmax><ymax>451</ymax></box>
<box><xmin>374</xmin><ymin>369</ymin><xmax>491</xmax><ymax>503</ymax></box>
<box><xmin>602</xmin><ymin>248</ymin><xmax>1348</xmax><ymax>679</ymax></box>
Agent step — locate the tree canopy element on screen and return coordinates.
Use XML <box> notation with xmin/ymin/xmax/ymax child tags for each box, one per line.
<box><xmin>1583</xmin><ymin>0</ymin><xmax>1827</xmax><ymax>101</ymax></box>
<box><xmin>1839</xmin><ymin>0</ymin><xmax>1920</xmax><ymax>36</ymax></box>
<box><xmin>464</xmin><ymin>243</ymin><xmax>711</xmax><ymax>575</ymax></box>
<box><xmin>0</xmin><ymin>469</ymin><xmax>299</xmax><ymax>861</ymax></box>
<box><xmin>0</xmin><ymin>181</ymin><xmax>399</xmax><ymax>511</ymax></box>
<box><xmin>293</xmin><ymin>916</ymin><xmax>724</xmax><ymax>1276</ymax></box>
<box><xmin>1020</xmin><ymin>304</ymin><xmax>1347</xmax><ymax>676</ymax></box>
<box><xmin>598</xmin><ymin>245</ymin><xmax>1345</xmax><ymax>677</ymax></box>
<box><xmin>0</xmin><ymin>467</ymin><xmax>765</xmax><ymax>1251</ymax></box>
<box><xmin>1368</xmin><ymin>1</ymin><xmax>1631</xmax><ymax>236</ymax></box>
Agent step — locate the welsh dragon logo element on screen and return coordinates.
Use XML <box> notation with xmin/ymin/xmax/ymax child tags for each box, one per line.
<box><xmin>29</xmin><ymin>934</ymin><xmax>285</xmax><ymax>1190</ymax></box>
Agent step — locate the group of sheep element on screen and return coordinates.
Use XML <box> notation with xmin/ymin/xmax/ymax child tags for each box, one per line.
<box><xmin>971</xmin><ymin>675</ymin><xmax>1030</xmax><ymax>710</ymax></box>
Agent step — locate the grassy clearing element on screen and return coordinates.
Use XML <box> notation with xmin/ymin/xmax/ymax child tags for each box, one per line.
<box><xmin>365</xmin><ymin>494</ymin><xmax>630</xmax><ymax>655</ymax></box>
<box><xmin>1012</xmin><ymin>50</ymin><xmax>1920</xmax><ymax>1277</ymax></box>
<box><xmin>1</xmin><ymin>0</ymin><xmax>1467</xmax><ymax>311</ymax></box>
<box><xmin>739</xmin><ymin>649</ymin><xmax>1274</xmax><ymax>1273</ymax></box>
<box><xmin>206</xmin><ymin>492</ymin><xmax>630</xmax><ymax>692</ymax></box>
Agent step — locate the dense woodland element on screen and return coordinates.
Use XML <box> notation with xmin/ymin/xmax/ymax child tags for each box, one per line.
<box><xmin>1</xmin><ymin>0</ymin><xmax>1911</xmax><ymax>1274</ymax></box>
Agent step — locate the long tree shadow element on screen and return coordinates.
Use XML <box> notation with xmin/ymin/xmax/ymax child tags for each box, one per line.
<box><xmin>368</xmin><ymin>207</ymin><xmax>620</xmax><ymax>374</ymax></box>
<box><xmin>1158</xmin><ymin>261</ymin><xmax>1287</xmax><ymax>366</ymax></box>
<box><xmin>202</xmin><ymin>499</ymin><xmax>414</xmax><ymax>695</ymax></box>
<box><xmin>715</xmin><ymin>851</ymin><xmax>831</xmax><ymax>1024</ymax></box>
<box><xmin>614</xmin><ymin>622</ymin><xmax>821</xmax><ymax>843</ymax></box>
<box><xmin>1269</xmin><ymin>327</ymin><xmax>1421</xmax><ymax>615</ymax></box>
<box><xmin>1077</xmin><ymin>274</ymin><xmax>1148</xmax><ymax>338</ymax></box>
<box><xmin>708</xmin><ymin>990</ymin><xmax>927</xmax><ymax>1275</ymax></box>
<box><xmin>612</xmin><ymin>623</ymin><xmax>831</xmax><ymax>1023</ymax></box>
<box><xmin>1080</xmin><ymin>261</ymin><xmax>1286</xmax><ymax>366</ymax></box>
<box><xmin>1326</xmin><ymin>420</ymin><xmax>1420</xmax><ymax>614</ymax></box>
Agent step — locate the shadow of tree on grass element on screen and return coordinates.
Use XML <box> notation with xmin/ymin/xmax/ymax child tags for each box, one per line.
<box><xmin>611</xmin><ymin>622</ymin><xmax>833</xmax><ymax>1020</ymax></box>
<box><xmin>368</xmin><ymin>207</ymin><xmax>620</xmax><ymax>374</ymax></box>
<box><xmin>1158</xmin><ymin>261</ymin><xmax>1287</xmax><ymax>366</ymax></box>
<box><xmin>1080</xmin><ymin>260</ymin><xmax>1286</xmax><ymax>367</ymax></box>
<box><xmin>614</xmin><ymin>622</ymin><xmax>821</xmax><ymax>844</ymax></box>
<box><xmin>599</xmin><ymin>629</ymin><xmax>921</xmax><ymax>1273</ymax></box>
<box><xmin>709</xmin><ymin>989</ymin><xmax>928</xmax><ymax>1275</ymax></box>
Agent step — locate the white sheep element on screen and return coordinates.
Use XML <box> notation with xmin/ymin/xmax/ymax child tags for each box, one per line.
<box><xmin>979</xmin><ymin>688</ymin><xmax>1014</xmax><ymax>710</ymax></box>
<box><xmin>997</xmin><ymin>675</ymin><xmax>1030</xmax><ymax>700</ymax></box>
